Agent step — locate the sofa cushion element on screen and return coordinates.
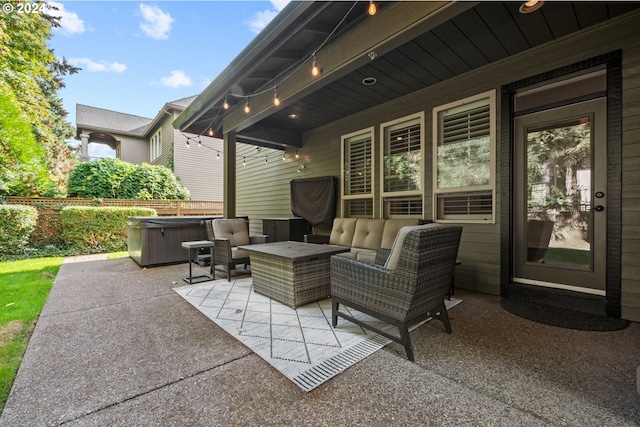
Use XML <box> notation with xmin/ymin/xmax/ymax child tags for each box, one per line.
<box><xmin>329</xmin><ymin>218</ymin><xmax>358</xmax><ymax>246</ymax></box>
<box><xmin>380</xmin><ymin>219</ymin><xmax>420</xmax><ymax>249</ymax></box>
<box><xmin>351</xmin><ymin>219</ymin><xmax>385</xmax><ymax>250</ymax></box>
<box><xmin>384</xmin><ymin>223</ymin><xmax>443</xmax><ymax>270</ymax></box>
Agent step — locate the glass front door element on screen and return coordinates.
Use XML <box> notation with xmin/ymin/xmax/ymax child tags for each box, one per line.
<box><xmin>513</xmin><ymin>98</ymin><xmax>607</xmax><ymax>294</ymax></box>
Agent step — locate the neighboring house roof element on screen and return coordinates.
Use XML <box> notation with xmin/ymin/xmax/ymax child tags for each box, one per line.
<box><xmin>167</xmin><ymin>95</ymin><xmax>198</xmax><ymax>109</ymax></box>
<box><xmin>76</xmin><ymin>104</ymin><xmax>152</xmax><ymax>137</ymax></box>
<box><xmin>77</xmin><ymin>96</ymin><xmax>198</xmax><ymax>139</ymax></box>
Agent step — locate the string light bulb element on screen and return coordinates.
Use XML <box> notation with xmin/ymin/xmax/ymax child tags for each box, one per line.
<box><xmin>311</xmin><ymin>53</ymin><xmax>319</xmax><ymax>77</ymax></box>
<box><xmin>242</xmin><ymin>156</ymin><xmax>246</xmax><ymax>166</ymax></box>
<box><xmin>244</xmin><ymin>98</ymin><xmax>251</xmax><ymax>114</ymax></box>
<box><xmin>186</xmin><ymin>140</ymin><xmax>190</xmax><ymax>148</ymax></box>
<box><xmin>207</xmin><ymin>127</ymin><xmax>214</xmax><ymax>137</ymax></box>
<box><xmin>216</xmin><ymin>151</ymin><xmax>220</xmax><ymax>160</ymax></box>
<box><xmin>273</xmin><ymin>86</ymin><xmax>280</xmax><ymax>107</ymax></box>
<box><xmin>223</xmin><ymin>97</ymin><xmax>229</xmax><ymax>110</ymax></box>
<box><xmin>368</xmin><ymin>1</ymin><xmax>377</xmax><ymax>16</ymax></box>
<box><xmin>295</xmin><ymin>150</ymin><xmax>299</xmax><ymax>159</ymax></box>
<box><xmin>198</xmin><ymin>137</ymin><xmax>202</xmax><ymax>148</ymax></box>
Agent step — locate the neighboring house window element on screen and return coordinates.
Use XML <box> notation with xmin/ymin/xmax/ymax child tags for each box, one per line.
<box><xmin>150</xmin><ymin>128</ymin><xmax>162</xmax><ymax>162</ymax></box>
<box><xmin>381</xmin><ymin>112</ymin><xmax>423</xmax><ymax>218</ymax></box>
<box><xmin>341</xmin><ymin>127</ymin><xmax>374</xmax><ymax>217</ymax></box>
<box><xmin>433</xmin><ymin>90</ymin><xmax>495</xmax><ymax>222</ymax></box>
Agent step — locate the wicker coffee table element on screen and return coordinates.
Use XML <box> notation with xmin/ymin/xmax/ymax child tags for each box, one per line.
<box><xmin>238</xmin><ymin>241</ymin><xmax>350</xmax><ymax>308</ymax></box>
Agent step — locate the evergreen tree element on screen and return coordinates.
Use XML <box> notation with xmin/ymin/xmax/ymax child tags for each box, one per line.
<box><xmin>0</xmin><ymin>1</ymin><xmax>80</xmax><ymax>196</ymax></box>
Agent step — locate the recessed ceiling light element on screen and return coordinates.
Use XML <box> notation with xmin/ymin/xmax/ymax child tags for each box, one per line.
<box><xmin>288</xmin><ymin>113</ymin><xmax>299</xmax><ymax>120</ymax></box>
<box><xmin>519</xmin><ymin>0</ymin><xmax>543</xmax><ymax>14</ymax></box>
<box><xmin>362</xmin><ymin>77</ymin><xmax>377</xmax><ymax>86</ymax></box>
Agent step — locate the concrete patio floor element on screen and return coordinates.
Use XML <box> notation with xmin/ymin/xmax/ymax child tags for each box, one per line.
<box><xmin>1</xmin><ymin>253</ymin><xmax>639</xmax><ymax>426</ymax></box>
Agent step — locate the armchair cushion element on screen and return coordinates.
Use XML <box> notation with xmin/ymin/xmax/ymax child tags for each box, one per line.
<box><xmin>212</xmin><ymin>219</ymin><xmax>250</xmax><ymax>246</ymax></box>
<box><xmin>384</xmin><ymin>223</ymin><xmax>442</xmax><ymax>270</ymax></box>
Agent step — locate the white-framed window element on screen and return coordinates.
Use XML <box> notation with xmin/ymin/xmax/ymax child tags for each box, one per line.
<box><xmin>341</xmin><ymin>127</ymin><xmax>374</xmax><ymax>217</ymax></box>
<box><xmin>150</xmin><ymin>128</ymin><xmax>162</xmax><ymax>162</ymax></box>
<box><xmin>380</xmin><ymin>112</ymin><xmax>424</xmax><ymax>217</ymax></box>
<box><xmin>433</xmin><ymin>90</ymin><xmax>496</xmax><ymax>222</ymax></box>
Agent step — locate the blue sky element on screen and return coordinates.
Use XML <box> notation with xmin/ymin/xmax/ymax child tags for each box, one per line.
<box><xmin>48</xmin><ymin>1</ymin><xmax>290</xmax><ymax>132</ymax></box>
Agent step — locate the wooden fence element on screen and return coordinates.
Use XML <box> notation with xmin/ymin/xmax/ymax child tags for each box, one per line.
<box><xmin>7</xmin><ymin>197</ymin><xmax>224</xmax><ymax>216</ymax></box>
<box><xmin>7</xmin><ymin>197</ymin><xmax>224</xmax><ymax>244</ymax></box>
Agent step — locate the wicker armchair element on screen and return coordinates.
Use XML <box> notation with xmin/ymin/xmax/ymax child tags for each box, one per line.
<box><xmin>211</xmin><ymin>219</ymin><xmax>267</xmax><ymax>281</ymax></box>
<box><xmin>330</xmin><ymin>224</ymin><xmax>462</xmax><ymax>361</ymax></box>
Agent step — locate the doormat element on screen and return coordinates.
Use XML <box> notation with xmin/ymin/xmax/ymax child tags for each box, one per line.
<box><xmin>174</xmin><ymin>277</ymin><xmax>461</xmax><ymax>392</ymax></box>
<box><xmin>500</xmin><ymin>298</ymin><xmax>629</xmax><ymax>331</ymax></box>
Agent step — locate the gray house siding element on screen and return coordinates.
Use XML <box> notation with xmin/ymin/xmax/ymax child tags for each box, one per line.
<box><xmin>234</xmin><ymin>10</ymin><xmax>640</xmax><ymax>320</ymax></box>
<box><xmin>174</xmin><ymin>130</ymin><xmax>224</xmax><ymax>201</ymax></box>
<box><xmin>117</xmin><ymin>135</ymin><xmax>149</xmax><ymax>165</ymax></box>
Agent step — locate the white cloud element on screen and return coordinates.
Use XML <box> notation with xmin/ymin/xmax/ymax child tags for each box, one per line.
<box><xmin>160</xmin><ymin>70</ymin><xmax>192</xmax><ymax>88</ymax></box>
<box><xmin>47</xmin><ymin>1</ymin><xmax>85</xmax><ymax>36</ymax></box>
<box><xmin>245</xmin><ymin>0</ymin><xmax>290</xmax><ymax>34</ymax></box>
<box><xmin>69</xmin><ymin>57</ymin><xmax>127</xmax><ymax>73</ymax></box>
<box><xmin>138</xmin><ymin>3</ymin><xmax>174</xmax><ymax>40</ymax></box>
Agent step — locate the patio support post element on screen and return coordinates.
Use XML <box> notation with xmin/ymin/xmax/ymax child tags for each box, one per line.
<box><xmin>80</xmin><ymin>133</ymin><xmax>90</xmax><ymax>162</ymax></box>
<box><xmin>223</xmin><ymin>131</ymin><xmax>237</xmax><ymax>219</ymax></box>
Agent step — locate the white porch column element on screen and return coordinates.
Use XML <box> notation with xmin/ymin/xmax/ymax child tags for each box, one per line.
<box><xmin>79</xmin><ymin>133</ymin><xmax>90</xmax><ymax>162</ymax></box>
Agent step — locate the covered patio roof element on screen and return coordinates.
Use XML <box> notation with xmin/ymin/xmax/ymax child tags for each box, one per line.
<box><xmin>173</xmin><ymin>1</ymin><xmax>639</xmax><ymax>149</ymax></box>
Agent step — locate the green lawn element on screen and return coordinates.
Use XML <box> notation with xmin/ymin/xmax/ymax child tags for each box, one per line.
<box><xmin>544</xmin><ymin>247</ymin><xmax>591</xmax><ymax>265</ymax></box>
<box><xmin>0</xmin><ymin>257</ymin><xmax>63</xmax><ymax>414</ymax></box>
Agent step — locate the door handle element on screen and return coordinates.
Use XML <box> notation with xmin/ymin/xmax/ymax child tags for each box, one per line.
<box><xmin>594</xmin><ymin>205</ymin><xmax>605</xmax><ymax>212</ymax></box>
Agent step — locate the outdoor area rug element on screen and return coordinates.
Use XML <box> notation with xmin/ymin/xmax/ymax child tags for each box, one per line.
<box><xmin>174</xmin><ymin>277</ymin><xmax>461</xmax><ymax>391</ymax></box>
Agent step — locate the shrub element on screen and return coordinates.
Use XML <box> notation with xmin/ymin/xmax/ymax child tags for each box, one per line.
<box><xmin>67</xmin><ymin>158</ymin><xmax>190</xmax><ymax>200</ymax></box>
<box><xmin>61</xmin><ymin>206</ymin><xmax>156</xmax><ymax>253</ymax></box>
<box><xmin>0</xmin><ymin>205</ymin><xmax>38</xmax><ymax>255</ymax></box>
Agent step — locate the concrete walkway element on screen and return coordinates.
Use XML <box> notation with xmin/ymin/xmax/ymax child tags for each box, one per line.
<box><xmin>1</xmin><ymin>254</ymin><xmax>639</xmax><ymax>426</ymax></box>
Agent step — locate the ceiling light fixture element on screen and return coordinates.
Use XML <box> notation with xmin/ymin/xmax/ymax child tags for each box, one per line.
<box><xmin>288</xmin><ymin>113</ymin><xmax>299</xmax><ymax>120</ymax></box>
<box><xmin>519</xmin><ymin>0</ymin><xmax>544</xmax><ymax>14</ymax></box>
<box><xmin>362</xmin><ymin>77</ymin><xmax>377</xmax><ymax>86</ymax></box>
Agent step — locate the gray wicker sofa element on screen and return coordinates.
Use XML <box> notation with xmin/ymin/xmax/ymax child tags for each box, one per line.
<box><xmin>305</xmin><ymin>218</ymin><xmax>421</xmax><ymax>263</ymax></box>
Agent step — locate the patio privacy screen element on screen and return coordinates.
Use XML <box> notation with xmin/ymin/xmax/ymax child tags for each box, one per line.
<box><xmin>290</xmin><ymin>176</ymin><xmax>337</xmax><ymax>228</ymax></box>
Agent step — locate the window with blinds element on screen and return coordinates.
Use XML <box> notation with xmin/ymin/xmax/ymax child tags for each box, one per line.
<box><xmin>382</xmin><ymin>114</ymin><xmax>422</xmax><ymax>193</ymax></box>
<box><xmin>344</xmin><ymin>133</ymin><xmax>372</xmax><ymax>195</ymax></box>
<box><xmin>433</xmin><ymin>91</ymin><xmax>495</xmax><ymax>222</ymax></box>
<box><xmin>436</xmin><ymin>191</ymin><xmax>493</xmax><ymax>221</ymax></box>
<box><xmin>345</xmin><ymin>199</ymin><xmax>374</xmax><ymax>217</ymax></box>
<box><xmin>341</xmin><ymin>128</ymin><xmax>374</xmax><ymax>218</ymax></box>
<box><xmin>383</xmin><ymin>196</ymin><xmax>423</xmax><ymax>218</ymax></box>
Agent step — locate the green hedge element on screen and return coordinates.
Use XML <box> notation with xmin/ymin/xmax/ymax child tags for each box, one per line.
<box><xmin>61</xmin><ymin>206</ymin><xmax>156</xmax><ymax>253</ymax></box>
<box><xmin>0</xmin><ymin>205</ymin><xmax>38</xmax><ymax>255</ymax></box>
